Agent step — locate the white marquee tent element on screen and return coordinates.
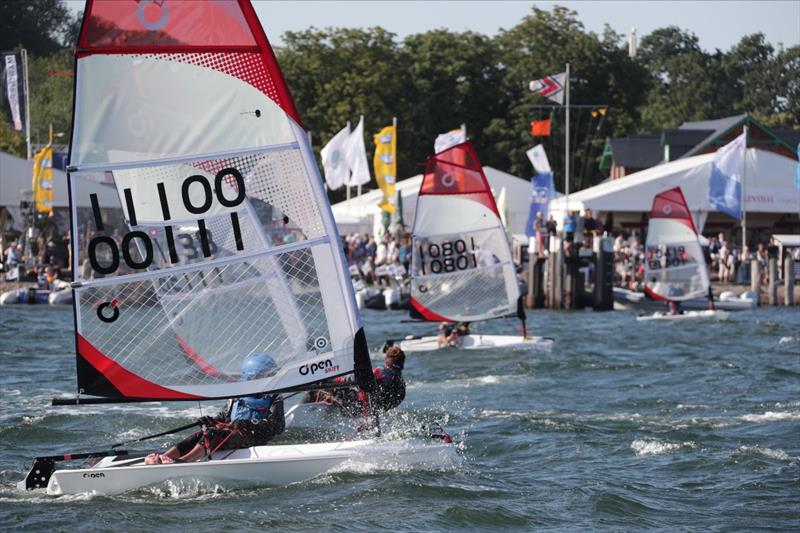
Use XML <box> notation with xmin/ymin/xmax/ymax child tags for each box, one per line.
<box><xmin>549</xmin><ymin>148</ymin><xmax>799</xmax><ymax>232</ymax></box>
<box><xmin>0</xmin><ymin>151</ymin><xmax>118</xmax><ymax>229</ymax></box>
<box><xmin>332</xmin><ymin>166</ymin><xmax>535</xmax><ymax>236</ymax></box>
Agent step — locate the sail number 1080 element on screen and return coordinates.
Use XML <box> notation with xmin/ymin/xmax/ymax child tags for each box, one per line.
<box><xmin>419</xmin><ymin>238</ymin><xmax>477</xmax><ymax>274</ymax></box>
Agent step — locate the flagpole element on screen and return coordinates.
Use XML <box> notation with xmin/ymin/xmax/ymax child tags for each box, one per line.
<box><xmin>357</xmin><ymin>115</ymin><xmax>364</xmax><ymax>197</ymax></box>
<box><xmin>346</xmin><ymin>121</ymin><xmax>351</xmax><ymax>201</ymax></box>
<box><xmin>741</xmin><ymin>117</ymin><xmax>748</xmax><ymax>251</ymax></box>
<box><xmin>564</xmin><ymin>62</ymin><xmax>570</xmax><ymax>214</ymax></box>
<box><xmin>22</xmin><ymin>48</ymin><xmax>31</xmax><ymax>160</ymax></box>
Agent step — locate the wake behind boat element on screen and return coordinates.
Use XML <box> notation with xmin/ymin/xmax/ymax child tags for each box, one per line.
<box><xmin>20</xmin><ymin>0</ymin><xmax>456</xmax><ymax>496</ymax></box>
<box><xmin>385</xmin><ymin>142</ymin><xmax>550</xmax><ymax>352</ymax></box>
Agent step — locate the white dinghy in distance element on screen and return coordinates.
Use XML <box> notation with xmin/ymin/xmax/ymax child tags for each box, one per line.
<box><xmin>385</xmin><ymin>142</ymin><xmax>552</xmax><ymax>353</ymax></box>
<box><xmin>637</xmin><ymin>187</ymin><xmax>727</xmax><ymax>322</ymax></box>
<box><xmin>21</xmin><ymin>0</ymin><xmax>455</xmax><ymax>496</ymax></box>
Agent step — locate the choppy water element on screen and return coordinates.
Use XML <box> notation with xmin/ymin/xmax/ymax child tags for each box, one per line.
<box><xmin>0</xmin><ymin>304</ymin><xmax>798</xmax><ymax>531</ymax></box>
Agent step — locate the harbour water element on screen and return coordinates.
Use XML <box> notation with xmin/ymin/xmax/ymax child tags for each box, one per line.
<box><xmin>0</xmin><ymin>305</ymin><xmax>798</xmax><ymax>530</ymax></box>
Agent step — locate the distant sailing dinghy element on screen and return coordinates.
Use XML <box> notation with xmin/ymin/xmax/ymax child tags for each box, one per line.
<box><xmin>20</xmin><ymin>0</ymin><xmax>454</xmax><ymax>496</ymax></box>
<box><xmin>637</xmin><ymin>187</ymin><xmax>728</xmax><ymax>322</ymax></box>
<box><xmin>385</xmin><ymin>142</ymin><xmax>553</xmax><ymax>353</ymax></box>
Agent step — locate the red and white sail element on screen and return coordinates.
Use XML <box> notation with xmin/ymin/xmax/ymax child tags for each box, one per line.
<box><xmin>409</xmin><ymin>142</ymin><xmax>519</xmax><ymax>322</ymax></box>
<box><xmin>643</xmin><ymin>187</ymin><xmax>709</xmax><ymax>301</ymax></box>
<box><xmin>67</xmin><ymin>0</ymin><xmax>372</xmax><ymax>400</ymax></box>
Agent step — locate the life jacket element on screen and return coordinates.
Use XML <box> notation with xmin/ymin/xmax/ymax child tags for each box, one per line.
<box><xmin>230</xmin><ymin>395</ymin><xmax>273</xmax><ymax>422</ymax></box>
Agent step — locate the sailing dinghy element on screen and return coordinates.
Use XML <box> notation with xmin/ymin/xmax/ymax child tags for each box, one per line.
<box><xmin>385</xmin><ymin>142</ymin><xmax>553</xmax><ymax>353</ymax></box>
<box><xmin>637</xmin><ymin>187</ymin><xmax>728</xmax><ymax>321</ymax></box>
<box><xmin>20</xmin><ymin>0</ymin><xmax>455</xmax><ymax>496</ymax></box>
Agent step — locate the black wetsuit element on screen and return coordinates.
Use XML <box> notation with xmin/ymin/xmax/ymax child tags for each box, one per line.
<box><xmin>372</xmin><ymin>366</ymin><xmax>406</xmax><ymax>411</ymax></box>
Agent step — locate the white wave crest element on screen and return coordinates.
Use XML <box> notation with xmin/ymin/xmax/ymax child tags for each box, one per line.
<box><xmin>631</xmin><ymin>438</ymin><xmax>696</xmax><ymax>456</ymax></box>
<box><xmin>740</xmin><ymin>411</ymin><xmax>800</xmax><ymax>423</ymax></box>
<box><xmin>736</xmin><ymin>446</ymin><xmax>797</xmax><ymax>462</ymax></box>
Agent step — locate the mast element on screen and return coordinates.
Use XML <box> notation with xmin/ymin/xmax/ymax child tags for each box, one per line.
<box><xmin>22</xmin><ymin>47</ymin><xmax>31</xmax><ymax>160</ymax></box>
<box><xmin>564</xmin><ymin>62</ymin><xmax>570</xmax><ymax>214</ymax></box>
<box><xmin>741</xmin><ymin>117</ymin><xmax>749</xmax><ymax>251</ymax></box>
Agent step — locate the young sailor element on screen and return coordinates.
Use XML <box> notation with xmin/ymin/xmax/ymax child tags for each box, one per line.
<box><xmin>303</xmin><ymin>346</ymin><xmax>406</xmax><ymax>416</ymax></box>
<box><xmin>146</xmin><ymin>354</ymin><xmax>284</xmax><ymax>464</ymax></box>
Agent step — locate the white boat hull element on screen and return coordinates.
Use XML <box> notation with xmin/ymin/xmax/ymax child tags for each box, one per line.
<box><xmin>636</xmin><ymin>309</ymin><xmax>730</xmax><ymax>322</ymax></box>
<box><xmin>396</xmin><ymin>334</ymin><xmax>554</xmax><ymax>353</ymax></box>
<box><xmin>614</xmin><ymin>287</ymin><xmax>755</xmax><ymax>311</ymax></box>
<box><xmin>24</xmin><ymin>438</ymin><xmax>458</xmax><ymax>496</ymax></box>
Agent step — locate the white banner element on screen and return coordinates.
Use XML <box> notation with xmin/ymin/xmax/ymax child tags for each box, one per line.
<box><xmin>4</xmin><ymin>54</ymin><xmax>22</xmax><ymax>131</ymax></box>
<box><xmin>344</xmin><ymin>116</ymin><xmax>370</xmax><ymax>186</ymax></box>
<box><xmin>434</xmin><ymin>128</ymin><xmax>466</xmax><ymax>154</ymax></box>
<box><xmin>526</xmin><ymin>144</ymin><xmax>551</xmax><ymax>174</ymax></box>
<box><xmin>320</xmin><ymin>124</ymin><xmax>351</xmax><ymax>189</ymax></box>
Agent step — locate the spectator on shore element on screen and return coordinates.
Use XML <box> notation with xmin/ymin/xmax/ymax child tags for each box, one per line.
<box><xmin>563</xmin><ymin>211</ymin><xmax>577</xmax><ymax>242</ymax></box>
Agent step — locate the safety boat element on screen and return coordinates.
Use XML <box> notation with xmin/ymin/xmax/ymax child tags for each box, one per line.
<box><xmin>636</xmin><ymin>187</ymin><xmax>729</xmax><ymax>322</ymax></box>
<box><xmin>384</xmin><ymin>142</ymin><xmax>552</xmax><ymax>352</ymax></box>
<box><xmin>20</xmin><ymin>0</ymin><xmax>456</xmax><ymax>497</ymax></box>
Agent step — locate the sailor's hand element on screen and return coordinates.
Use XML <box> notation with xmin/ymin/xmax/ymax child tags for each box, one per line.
<box><xmin>197</xmin><ymin>416</ymin><xmax>215</xmax><ymax>427</ymax></box>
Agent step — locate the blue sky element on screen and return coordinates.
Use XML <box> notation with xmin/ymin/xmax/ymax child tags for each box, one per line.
<box><xmin>66</xmin><ymin>1</ymin><xmax>799</xmax><ymax>52</ymax></box>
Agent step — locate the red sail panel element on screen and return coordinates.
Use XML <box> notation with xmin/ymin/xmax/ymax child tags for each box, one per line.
<box><xmin>650</xmin><ymin>187</ymin><xmax>697</xmax><ymax>234</ymax></box>
<box><xmin>77</xmin><ymin>0</ymin><xmax>301</xmax><ymax>125</ymax></box>
<box><xmin>418</xmin><ymin>142</ymin><xmax>500</xmax><ymax>216</ymax></box>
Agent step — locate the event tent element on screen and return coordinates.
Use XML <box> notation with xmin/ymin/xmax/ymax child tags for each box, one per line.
<box><xmin>0</xmin><ymin>150</ymin><xmax>118</xmax><ymax>230</ymax></box>
<box><xmin>332</xmin><ymin>166</ymin><xmax>534</xmax><ymax>236</ymax></box>
<box><xmin>549</xmin><ymin>148</ymin><xmax>799</xmax><ymax>233</ymax></box>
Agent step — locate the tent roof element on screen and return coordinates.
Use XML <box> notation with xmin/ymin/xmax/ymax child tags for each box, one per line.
<box><xmin>0</xmin><ymin>150</ymin><xmax>119</xmax><ymax>209</ymax></box>
<box><xmin>332</xmin><ymin>166</ymin><xmax>535</xmax><ymax>234</ymax></box>
<box><xmin>551</xmin><ymin>148</ymin><xmax>799</xmax><ymax>215</ymax></box>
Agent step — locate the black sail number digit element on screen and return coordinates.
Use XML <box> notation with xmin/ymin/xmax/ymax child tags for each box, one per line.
<box><xmin>86</xmin><ymin>167</ymin><xmax>246</xmax><ymax>275</ymax></box>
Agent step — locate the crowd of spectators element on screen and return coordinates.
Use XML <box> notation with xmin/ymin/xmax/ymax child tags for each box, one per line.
<box><xmin>341</xmin><ymin>230</ymin><xmax>411</xmax><ymax>286</ymax></box>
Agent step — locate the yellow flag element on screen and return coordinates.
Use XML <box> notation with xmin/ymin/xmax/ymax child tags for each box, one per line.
<box><xmin>373</xmin><ymin>125</ymin><xmax>396</xmax><ymax>214</ymax></box>
<box><xmin>32</xmin><ymin>145</ymin><xmax>54</xmax><ymax>214</ymax></box>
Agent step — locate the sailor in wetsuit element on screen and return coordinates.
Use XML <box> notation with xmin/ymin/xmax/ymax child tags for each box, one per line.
<box><xmin>146</xmin><ymin>354</ymin><xmax>284</xmax><ymax>464</ymax></box>
<box><xmin>303</xmin><ymin>346</ymin><xmax>406</xmax><ymax>417</ymax></box>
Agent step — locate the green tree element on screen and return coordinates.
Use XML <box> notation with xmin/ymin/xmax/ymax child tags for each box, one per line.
<box><xmin>400</xmin><ymin>30</ymin><xmax>503</xmax><ymax>172</ymax></box>
<box><xmin>489</xmin><ymin>6</ymin><xmax>649</xmax><ymax>190</ymax></box>
<box><xmin>27</xmin><ymin>50</ymin><xmax>74</xmax><ymax>147</ymax></box>
<box><xmin>276</xmin><ymin>27</ymin><xmax>408</xmax><ymax>201</ymax></box>
<box><xmin>637</xmin><ymin>27</ymin><xmax>722</xmax><ymax>130</ymax></box>
<box><xmin>0</xmin><ymin>0</ymin><xmax>78</xmax><ymax>55</ymax></box>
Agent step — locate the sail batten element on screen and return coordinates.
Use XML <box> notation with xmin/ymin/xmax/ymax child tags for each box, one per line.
<box><xmin>409</xmin><ymin>142</ymin><xmax>519</xmax><ymax>323</ymax></box>
<box><xmin>67</xmin><ymin>0</ymin><xmax>370</xmax><ymax>401</ymax></box>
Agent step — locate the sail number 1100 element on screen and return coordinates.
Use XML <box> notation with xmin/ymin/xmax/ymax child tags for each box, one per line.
<box><xmin>419</xmin><ymin>238</ymin><xmax>477</xmax><ymax>274</ymax></box>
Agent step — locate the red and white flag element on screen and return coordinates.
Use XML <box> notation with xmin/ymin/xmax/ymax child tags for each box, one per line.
<box><xmin>529</xmin><ymin>72</ymin><xmax>566</xmax><ymax>104</ymax></box>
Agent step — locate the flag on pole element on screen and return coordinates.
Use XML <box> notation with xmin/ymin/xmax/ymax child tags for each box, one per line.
<box><xmin>795</xmin><ymin>143</ymin><xmax>799</xmax><ymax>190</ymax></box>
<box><xmin>526</xmin><ymin>144</ymin><xmax>551</xmax><ymax>174</ymax></box>
<box><xmin>373</xmin><ymin>125</ymin><xmax>397</xmax><ymax>213</ymax></box>
<box><xmin>530</xmin><ymin>119</ymin><xmax>551</xmax><ymax>137</ymax></box>
<box><xmin>344</xmin><ymin>116</ymin><xmax>370</xmax><ymax>187</ymax></box>
<box><xmin>708</xmin><ymin>133</ymin><xmax>746</xmax><ymax>219</ymax></box>
<box><xmin>2</xmin><ymin>51</ymin><xmax>26</xmax><ymax>133</ymax></box>
<box><xmin>524</xmin><ymin>172</ymin><xmax>555</xmax><ymax>238</ymax></box>
<box><xmin>529</xmin><ymin>72</ymin><xmax>566</xmax><ymax>104</ymax></box>
<box><xmin>320</xmin><ymin>124</ymin><xmax>351</xmax><ymax>189</ymax></box>
<box><xmin>32</xmin><ymin>144</ymin><xmax>53</xmax><ymax>213</ymax></box>
<box><xmin>434</xmin><ymin>127</ymin><xmax>466</xmax><ymax>154</ymax></box>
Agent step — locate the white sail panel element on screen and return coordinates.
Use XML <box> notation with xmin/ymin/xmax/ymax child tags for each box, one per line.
<box><xmin>66</xmin><ymin>1</ymin><xmax>368</xmax><ymax>400</ymax></box>
<box><xmin>643</xmin><ymin>187</ymin><xmax>709</xmax><ymax>302</ymax></box>
<box><xmin>72</xmin><ymin>55</ymin><xmax>295</xmax><ymax>167</ymax></box>
<box><xmin>409</xmin><ymin>142</ymin><xmax>519</xmax><ymax>322</ymax></box>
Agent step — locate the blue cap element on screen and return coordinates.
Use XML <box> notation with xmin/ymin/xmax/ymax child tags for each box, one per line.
<box><xmin>241</xmin><ymin>354</ymin><xmax>278</xmax><ymax>381</ymax></box>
